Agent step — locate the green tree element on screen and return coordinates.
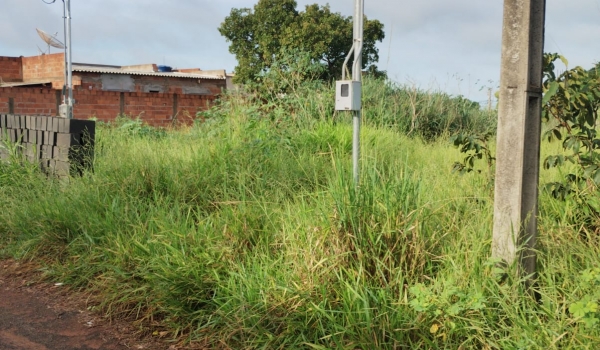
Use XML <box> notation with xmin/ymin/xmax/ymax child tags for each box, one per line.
<box><xmin>219</xmin><ymin>0</ymin><xmax>385</xmax><ymax>83</ymax></box>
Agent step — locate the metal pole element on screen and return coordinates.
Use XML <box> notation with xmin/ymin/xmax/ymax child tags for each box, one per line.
<box><xmin>62</xmin><ymin>1</ymin><xmax>67</xmax><ymax>106</ymax></box>
<box><xmin>352</xmin><ymin>0</ymin><xmax>364</xmax><ymax>184</ymax></box>
<box><xmin>64</xmin><ymin>0</ymin><xmax>73</xmax><ymax>119</ymax></box>
<box><xmin>493</xmin><ymin>0</ymin><xmax>546</xmax><ymax>285</ymax></box>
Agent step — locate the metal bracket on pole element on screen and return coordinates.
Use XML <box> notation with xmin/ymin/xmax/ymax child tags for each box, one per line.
<box><xmin>342</xmin><ymin>42</ymin><xmax>356</xmax><ymax>81</ymax></box>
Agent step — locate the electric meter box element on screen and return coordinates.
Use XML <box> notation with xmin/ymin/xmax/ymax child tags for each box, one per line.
<box><xmin>335</xmin><ymin>80</ymin><xmax>362</xmax><ymax>111</ymax></box>
<box><xmin>59</xmin><ymin>104</ymin><xmax>68</xmax><ymax>118</ymax></box>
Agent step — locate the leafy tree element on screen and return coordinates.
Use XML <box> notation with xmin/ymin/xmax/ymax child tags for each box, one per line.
<box><xmin>219</xmin><ymin>0</ymin><xmax>385</xmax><ymax>83</ymax></box>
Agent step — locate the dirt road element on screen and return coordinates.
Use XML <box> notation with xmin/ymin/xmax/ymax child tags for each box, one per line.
<box><xmin>0</xmin><ymin>260</ymin><xmax>170</xmax><ymax>350</ymax></box>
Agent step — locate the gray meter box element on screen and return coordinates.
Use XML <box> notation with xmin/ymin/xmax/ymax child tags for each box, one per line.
<box><xmin>335</xmin><ymin>80</ymin><xmax>361</xmax><ymax>111</ymax></box>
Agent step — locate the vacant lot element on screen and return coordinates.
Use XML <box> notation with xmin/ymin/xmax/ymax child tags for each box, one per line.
<box><xmin>1</xmin><ymin>79</ymin><xmax>598</xmax><ymax>348</ymax></box>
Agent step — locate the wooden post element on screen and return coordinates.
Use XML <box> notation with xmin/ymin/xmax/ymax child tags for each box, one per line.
<box><xmin>493</xmin><ymin>0</ymin><xmax>546</xmax><ymax>283</ymax></box>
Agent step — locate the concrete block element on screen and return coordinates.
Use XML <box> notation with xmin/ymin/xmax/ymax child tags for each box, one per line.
<box><xmin>46</xmin><ymin>159</ymin><xmax>55</xmax><ymax>170</ymax></box>
<box><xmin>43</xmin><ymin>117</ymin><xmax>49</xmax><ymax>131</ymax></box>
<box><xmin>41</xmin><ymin>144</ymin><xmax>53</xmax><ymax>159</ymax></box>
<box><xmin>24</xmin><ymin>144</ymin><xmax>41</xmax><ymax>160</ymax></box>
<box><xmin>49</xmin><ymin>160</ymin><xmax>71</xmax><ymax>177</ymax></box>
<box><xmin>36</xmin><ymin>130</ymin><xmax>44</xmax><ymax>145</ymax></box>
<box><xmin>51</xmin><ymin>117</ymin><xmax>60</xmax><ymax>132</ymax></box>
<box><xmin>58</xmin><ymin>119</ymin><xmax>96</xmax><ymax>136</ymax></box>
<box><xmin>15</xmin><ymin>129</ymin><xmax>25</xmax><ymax>143</ymax></box>
<box><xmin>56</xmin><ymin>133</ymin><xmax>81</xmax><ymax>147</ymax></box>
<box><xmin>45</xmin><ymin>117</ymin><xmax>52</xmax><ymax>131</ymax></box>
<box><xmin>53</xmin><ymin>146</ymin><xmax>69</xmax><ymax>162</ymax></box>
<box><xmin>44</xmin><ymin>131</ymin><xmax>56</xmax><ymax>145</ymax></box>
<box><xmin>0</xmin><ymin>114</ymin><xmax>6</xmax><ymax>128</ymax></box>
<box><xmin>9</xmin><ymin>129</ymin><xmax>17</xmax><ymax>143</ymax></box>
<box><xmin>13</xmin><ymin>115</ymin><xmax>21</xmax><ymax>129</ymax></box>
<box><xmin>37</xmin><ymin>116</ymin><xmax>45</xmax><ymax>131</ymax></box>
<box><xmin>27</xmin><ymin>130</ymin><xmax>35</xmax><ymax>143</ymax></box>
<box><xmin>38</xmin><ymin>159</ymin><xmax>48</xmax><ymax>171</ymax></box>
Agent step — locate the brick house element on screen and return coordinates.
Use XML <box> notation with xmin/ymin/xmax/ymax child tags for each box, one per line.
<box><xmin>0</xmin><ymin>53</ymin><xmax>227</xmax><ymax>126</ymax></box>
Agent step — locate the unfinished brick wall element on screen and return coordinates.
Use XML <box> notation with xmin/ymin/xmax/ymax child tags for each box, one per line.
<box><xmin>0</xmin><ymin>87</ymin><xmax>215</xmax><ymax>126</ymax></box>
<box><xmin>125</xmin><ymin>92</ymin><xmax>174</xmax><ymax>126</ymax></box>
<box><xmin>21</xmin><ymin>53</ymin><xmax>64</xmax><ymax>81</ymax></box>
<box><xmin>73</xmin><ymin>90</ymin><xmax>121</xmax><ymax>122</ymax></box>
<box><xmin>177</xmin><ymin>94</ymin><xmax>213</xmax><ymax>124</ymax></box>
<box><xmin>0</xmin><ymin>87</ymin><xmax>60</xmax><ymax>115</ymax></box>
<box><xmin>0</xmin><ymin>56</ymin><xmax>23</xmax><ymax>82</ymax></box>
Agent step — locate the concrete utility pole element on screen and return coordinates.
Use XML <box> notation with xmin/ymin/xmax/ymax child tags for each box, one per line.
<box><xmin>493</xmin><ymin>0</ymin><xmax>546</xmax><ymax>282</ymax></box>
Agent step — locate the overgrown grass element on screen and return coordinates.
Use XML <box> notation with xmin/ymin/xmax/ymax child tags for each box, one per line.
<box><xmin>0</xmin><ymin>78</ymin><xmax>598</xmax><ymax>348</ymax></box>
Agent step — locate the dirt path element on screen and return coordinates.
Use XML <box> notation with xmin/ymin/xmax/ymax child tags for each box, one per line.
<box><xmin>0</xmin><ymin>260</ymin><xmax>173</xmax><ymax>350</ymax></box>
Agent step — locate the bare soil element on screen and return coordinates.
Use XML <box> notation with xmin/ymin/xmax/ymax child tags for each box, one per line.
<box><xmin>0</xmin><ymin>259</ymin><xmax>179</xmax><ymax>350</ymax></box>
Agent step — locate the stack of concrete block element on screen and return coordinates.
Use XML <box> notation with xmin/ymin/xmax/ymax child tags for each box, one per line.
<box><xmin>0</xmin><ymin>114</ymin><xmax>95</xmax><ymax>177</ymax></box>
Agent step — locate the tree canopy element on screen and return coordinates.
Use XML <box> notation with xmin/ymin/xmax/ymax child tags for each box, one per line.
<box><xmin>219</xmin><ymin>0</ymin><xmax>385</xmax><ymax>83</ymax></box>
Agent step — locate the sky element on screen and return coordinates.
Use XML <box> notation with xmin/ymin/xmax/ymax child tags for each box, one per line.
<box><xmin>1</xmin><ymin>0</ymin><xmax>599</xmax><ymax>105</ymax></box>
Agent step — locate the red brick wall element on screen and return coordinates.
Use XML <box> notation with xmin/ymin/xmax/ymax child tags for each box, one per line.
<box><xmin>73</xmin><ymin>90</ymin><xmax>121</xmax><ymax>122</ymax></box>
<box><xmin>0</xmin><ymin>56</ymin><xmax>23</xmax><ymax>82</ymax></box>
<box><xmin>123</xmin><ymin>92</ymin><xmax>173</xmax><ymax>126</ymax></box>
<box><xmin>21</xmin><ymin>53</ymin><xmax>64</xmax><ymax>81</ymax></box>
<box><xmin>177</xmin><ymin>94</ymin><xmax>214</xmax><ymax>124</ymax></box>
<box><xmin>0</xmin><ymin>87</ymin><xmax>58</xmax><ymax>115</ymax></box>
<box><xmin>0</xmin><ymin>86</ymin><xmax>215</xmax><ymax>127</ymax></box>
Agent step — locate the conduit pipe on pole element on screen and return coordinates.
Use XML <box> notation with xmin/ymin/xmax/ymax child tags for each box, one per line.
<box><xmin>352</xmin><ymin>0</ymin><xmax>364</xmax><ymax>185</ymax></box>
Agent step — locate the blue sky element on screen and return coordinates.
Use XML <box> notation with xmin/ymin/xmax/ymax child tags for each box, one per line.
<box><xmin>1</xmin><ymin>0</ymin><xmax>599</xmax><ymax>105</ymax></box>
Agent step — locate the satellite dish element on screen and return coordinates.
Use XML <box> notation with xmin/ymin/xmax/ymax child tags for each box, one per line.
<box><xmin>36</xmin><ymin>28</ymin><xmax>65</xmax><ymax>53</ymax></box>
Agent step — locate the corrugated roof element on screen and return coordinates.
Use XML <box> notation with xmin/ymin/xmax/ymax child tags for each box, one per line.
<box><xmin>0</xmin><ymin>80</ymin><xmax>53</xmax><ymax>87</ymax></box>
<box><xmin>72</xmin><ymin>65</ymin><xmax>225</xmax><ymax>80</ymax></box>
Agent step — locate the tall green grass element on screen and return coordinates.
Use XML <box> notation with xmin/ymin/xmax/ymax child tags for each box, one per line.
<box><xmin>361</xmin><ymin>78</ymin><xmax>497</xmax><ymax>140</ymax></box>
<box><xmin>0</xmin><ymin>78</ymin><xmax>598</xmax><ymax>348</ymax></box>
